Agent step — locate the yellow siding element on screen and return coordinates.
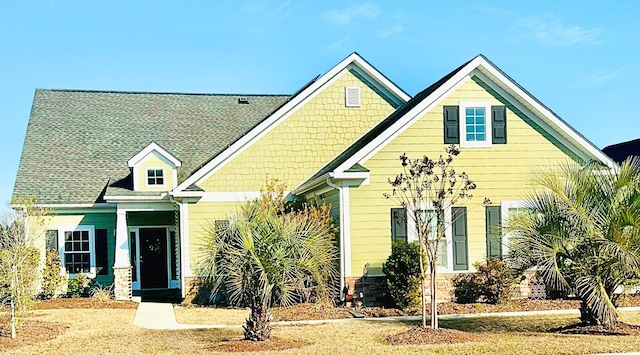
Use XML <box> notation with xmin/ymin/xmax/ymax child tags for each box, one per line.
<box><xmin>187</xmin><ymin>201</ymin><xmax>245</xmax><ymax>275</ymax></box>
<box><xmin>199</xmin><ymin>69</ymin><xmax>396</xmax><ymax>192</ymax></box>
<box><xmin>349</xmin><ymin>78</ymin><xmax>573</xmax><ymax>276</ymax></box>
<box><xmin>136</xmin><ymin>152</ymin><xmax>175</xmax><ymax>191</ymax></box>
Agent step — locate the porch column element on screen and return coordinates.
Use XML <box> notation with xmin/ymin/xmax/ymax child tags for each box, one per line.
<box><xmin>113</xmin><ymin>209</ymin><xmax>132</xmax><ymax>300</ymax></box>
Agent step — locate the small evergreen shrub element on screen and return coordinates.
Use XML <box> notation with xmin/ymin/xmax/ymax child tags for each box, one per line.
<box><xmin>452</xmin><ymin>259</ymin><xmax>521</xmax><ymax>304</ymax></box>
<box><xmin>382</xmin><ymin>241</ymin><xmax>421</xmax><ymax>309</ymax></box>
<box><xmin>452</xmin><ymin>273</ymin><xmax>482</xmax><ymax>303</ymax></box>
<box><xmin>67</xmin><ymin>273</ymin><xmax>97</xmax><ymax>297</ymax></box>
<box><xmin>40</xmin><ymin>250</ymin><xmax>67</xmax><ymax>299</ymax></box>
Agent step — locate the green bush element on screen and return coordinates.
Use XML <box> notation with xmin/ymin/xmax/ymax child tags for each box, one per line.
<box><xmin>40</xmin><ymin>250</ymin><xmax>67</xmax><ymax>299</ymax></box>
<box><xmin>452</xmin><ymin>259</ymin><xmax>521</xmax><ymax>304</ymax></box>
<box><xmin>67</xmin><ymin>273</ymin><xmax>97</xmax><ymax>297</ymax></box>
<box><xmin>452</xmin><ymin>273</ymin><xmax>482</xmax><ymax>303</ymax></box>
<box><xmin>382</xmin><ymin>241</ymin><xmax>421</xmax><ymax>309</ymax></box>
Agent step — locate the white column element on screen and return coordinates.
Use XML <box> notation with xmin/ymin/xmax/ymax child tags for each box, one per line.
<box><xmin>114</xmin><ymin>209</ymin><xmax>130</xmax><ymax>267</ymax></box>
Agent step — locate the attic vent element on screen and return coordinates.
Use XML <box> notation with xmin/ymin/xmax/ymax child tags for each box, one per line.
<box><xmin>345</xmin><ymin>86</ymin><xmax>360</xmax><ymax>107</ymax></box>
<box><xmin>238</xmin><ymin>97</ymin><xmax>249</xmax><ymax>104</ymax></box>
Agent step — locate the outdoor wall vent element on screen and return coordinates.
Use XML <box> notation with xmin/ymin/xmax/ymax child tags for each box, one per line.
<box><xmin>345</xmin><ymin>86</ymin><xmax>361</xmax><ymax>107</ymax></box>
<box><xmin>238</xmin><ymin>97</ymin><xmax>249</xmax><ymax>104</ymax></box>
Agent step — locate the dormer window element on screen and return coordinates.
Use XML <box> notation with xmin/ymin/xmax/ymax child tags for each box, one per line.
<box><xmin>147</xmin><ymin>169</ymin><xmax>165</xmax><ymax>186</ymax></box>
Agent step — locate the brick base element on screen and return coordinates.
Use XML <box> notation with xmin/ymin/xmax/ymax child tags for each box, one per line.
<box><xmin>113</xmin><ymin>266</ymin><xmax>132</xmax><ymax>301</ymax></box>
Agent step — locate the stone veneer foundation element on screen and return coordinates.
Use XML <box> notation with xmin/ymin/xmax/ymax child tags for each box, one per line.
<box><xmin>113</xmin><ymin>266</ymin><xmax>132</xmax><ymax>301</ymax></box>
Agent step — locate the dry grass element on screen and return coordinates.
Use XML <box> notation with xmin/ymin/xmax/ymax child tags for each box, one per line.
<box><xmin>4</xmin><ymin>304</ymin><xmax>640</xmax><ymax>354</ymax></box>
<box><xmin>175</xmin><ymin>306</ymin><xmax>249</xmax><ymax>326</ymax></box>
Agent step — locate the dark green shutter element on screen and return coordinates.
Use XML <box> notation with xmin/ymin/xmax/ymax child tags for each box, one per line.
<box><xmin>95</xmin><ymin>229</ymin><xmax>109</xmax><ymax>276</ymax></box>
<box><xmin>46</xmin><ymin>230</ymin><xmax>58</xmax><ymax>251</ymax></box>
<box><xmin>390</xmin><ymin>208</ymin><xmax>407</xmax><ymax>242</ymax></box>
<box><xmin>485</xmin><ymin>206</ymin><xmax>502</xmax><ymax>259</ymax></box>
<box><xmin>443</xmin><ymin>106</ymin><xmax>460</xmax><ymax>144</ymax></box>
<box><xmin>452</xmin><ymin>207</ymin><xmax>468</xmax><ymax>270</ymax></box>
<box><xmin>491</xmin><ymin>106</ymin><xmax>507</xmax><ymax>144</ymax></box>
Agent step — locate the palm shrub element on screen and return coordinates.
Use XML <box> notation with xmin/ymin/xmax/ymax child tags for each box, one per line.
<box><xmin>508</xmin><ymin>158</ymin><xmax>640</xmax><ymax>326</ymax></box>
<box><xmin>200</xmin><ymin>182</ymin><xmax>339</xmax><ymax>341</ymax></box>
<box><xmin>382</xmin><ymin>241</ymin><xmax>421</xmax><ymax>309</ymax></box>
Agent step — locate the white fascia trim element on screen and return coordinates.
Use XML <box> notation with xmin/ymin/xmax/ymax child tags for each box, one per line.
<box><xmin>29</xmin><ymin>203</ymin><xmax>116</xmax><ymax>209</ymax></box>
<box><xmin>303</xmin><ymin>186</ymin><xmax>335</xmax><ymax>200</ymax></box>
<box><xmin>329</xmin><ymin>171</ymin><xmax>370</xmax><ymax>180</ymax></box>
<box><xmin>104</xmin><ymin>195</ymin><xmax>166</xmax><ymax>202</ymax></box>
<box><xmin>115</xmin><ymin>201</ymin><xmax>177</xmax><ymax>212</ymax></box>
<box><xmin>473</xmin><ymin>61</ymin><xmax>616</xmax><ymax>169</ymax></box>
<box><xmin>173</xmin><ymin>53</ymin><xmax>410</xmax><ymax>194</ymax></box>
<box><xmin>347</xmin><ymin>60</ymin><xmax>410</xmax><ymax>106</ymax></box>
<box><xmin>336</xmin><ymin>73</ymin><xmax>472</xmax><ymax>173</ymax></box>
<box><xmin>294</xmin><ymin>174</ymin><xmax>331</xmax><ymax>195</ymax></box>
<box><xmin>127</xmin><ymin>142</ymin><xmax>182</xmax><ymax>168</ymax></box>
<box><xmin>171</xmin><ymin>191</ymin><xmax>205</xmax><ymax>198</ymax></box>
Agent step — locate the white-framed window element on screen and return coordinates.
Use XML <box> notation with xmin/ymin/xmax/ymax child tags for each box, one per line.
<box><xmin>459</xmin><ymin>101</ymin><xmax>492</xmax><ymax>148</ymax></box>
<box><xmin>146</xmin><ymin>168</ymin><xmax>165</xmax><ymax>186</ymax></box>
<box><xmin>402</xmin><ymin>204</ymin><xmax>454</xmax><ymax>271</ymax></box>
<box><xmin>58</xmin><ymin>225</ymin><xmax>96</xmax><ymax>276</ymax></box>
<box><xmin>500</xmin><ymin>200</ymin><xmax>531</xmax><ymax>257</ymax></box>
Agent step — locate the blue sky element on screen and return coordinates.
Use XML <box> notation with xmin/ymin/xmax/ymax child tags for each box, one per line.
<box><xmin>1</xmin><ymin>1</ymin><xmax>639</xmax><ymax>209</ymax></box>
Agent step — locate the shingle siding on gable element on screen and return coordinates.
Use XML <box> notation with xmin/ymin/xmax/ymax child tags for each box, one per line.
<box><xmin>13</xmin><ymin>90</ymin><xmax>289</xmax><ymax>204</ymax></box>
<box><xmin>199</xmin><ymin>70</ymin><xmax>396</xmax><ymax>192</ymax></box>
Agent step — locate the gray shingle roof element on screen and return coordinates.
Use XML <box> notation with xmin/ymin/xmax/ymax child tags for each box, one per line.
<box><xmin>13</xmin><ymin>90</ymin><xmax>289</xmax><ymax>204</ymax></box>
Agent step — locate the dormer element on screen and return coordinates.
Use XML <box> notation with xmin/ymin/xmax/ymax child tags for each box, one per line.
<box><xmin>127</xmin><ymin>143</ymin><xmax>181</xmax><ymax>192</ymax></box>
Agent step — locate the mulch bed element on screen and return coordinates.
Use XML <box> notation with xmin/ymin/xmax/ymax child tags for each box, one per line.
<box><xmin>272</xmin><ymin>296</ymin><xmax>640</xmax><ymax>322</ymax></box>
<box><xmin>553</xmin><ymin>322</ymin><xmax>640</xmax><ymax>336</ymax></box>
<box><xmin>35</xmin><ymin>297</ymin><xmax>139</xmax><ymax>310</ymax></box>
<box><xmin>0</xmin><ymin>319</ymin><xmax>68</xmax><ymax>351</ymax></box>
<box><xmin>386</xmin><ymin>326</ymin><xmax>481</xmax><ymax>345</ymax></box>
<box><xmin>211</xmin><ymin>337</ymin><xmax>311</xmax><ymax>352</ymax></box>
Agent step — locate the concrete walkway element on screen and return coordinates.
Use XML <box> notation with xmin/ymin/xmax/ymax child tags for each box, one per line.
<box><xmin>133</xmin><ymin>301</ymin><xmax>640</xmax><ymax>330</ymax></box>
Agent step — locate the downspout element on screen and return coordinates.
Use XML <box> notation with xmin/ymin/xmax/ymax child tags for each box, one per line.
<box><xmin>326</xmin><ymin>176</ymin><xmax>345</xmax><ymax>300</ymax></box>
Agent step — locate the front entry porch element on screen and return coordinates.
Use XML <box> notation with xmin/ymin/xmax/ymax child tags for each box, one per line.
<box><xmin>113</xmin><ymin>206</ymin><xmax>182</xmax><ymax>300</ymax></box>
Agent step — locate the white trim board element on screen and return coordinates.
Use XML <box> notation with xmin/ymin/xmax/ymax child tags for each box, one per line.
<box><xmin>172</xmin><ymin>53</ymin><xmax>410</xmax><ymax>194</ymax></box>
<box><xmin>128</xmin><ymin>142</ymin><xmax>181</xmax><ymax>168</ymax></box>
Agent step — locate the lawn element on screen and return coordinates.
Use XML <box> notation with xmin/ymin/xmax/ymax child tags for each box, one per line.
<box><xmin>4</xmin><ymin>301</ymin><xmax>640</xmax><ymax>354</ymax></box>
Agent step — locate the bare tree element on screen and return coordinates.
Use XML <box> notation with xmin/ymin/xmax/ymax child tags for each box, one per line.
<box><xmin>384</xmin><ymin>145</ymin><xmax>487</xmax><ymax>329</ymax></box>
<box><xmin>0</xmin><ymin>201</ymin><xmax>48</xmax><ymax>338</ymax></box>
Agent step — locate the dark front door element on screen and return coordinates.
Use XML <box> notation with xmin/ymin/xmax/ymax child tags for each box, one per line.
<box><xmin>139</xmin><ymin>228</ymin><xmax>168</xmax><ymax>289</ymax></box>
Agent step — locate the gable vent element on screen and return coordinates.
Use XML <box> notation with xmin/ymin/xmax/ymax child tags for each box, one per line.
<box><xmin>238</xmin><ymin>97</ymin><xmax>249</xmax><ymax>104</ymax></box>
<box><xmin>345</xmin><ymin>86</ymin><xmax>361</xmax><ymax>107</ymax></box>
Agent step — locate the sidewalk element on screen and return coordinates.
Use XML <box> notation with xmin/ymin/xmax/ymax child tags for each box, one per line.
<box><xmin>132</xmin><ymin>301</ymin><xmax>640</xmax><ymax>330</ymax></box>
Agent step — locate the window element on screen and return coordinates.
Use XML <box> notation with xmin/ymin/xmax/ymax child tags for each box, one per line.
<box><xmin>60</xmin><ymin>226</ymin><xmax>95</xmax><ymax>275</ymax></box>
<box><xmin>500</xmin><ymin>201</ymin><xmax>532</xmax><ymax>257</ymax></box>
<box><xmin>147</xmin><ymin>169</ymin><xmax>164</xmax><ymax>186</ymax></box>
<box><xmin>390</xmin><ymin>205</ymin><xmax>464</xmax><ymax>271</ymax></box>
<box><xmin>459</xmin><ymin>101</ymin><xmax>491</xmax><ymax>148</ymax></box>
<box><xmin>443</xmin><ymin>103</ymin><xmax>506</xmax><ymax>146</ymax></box>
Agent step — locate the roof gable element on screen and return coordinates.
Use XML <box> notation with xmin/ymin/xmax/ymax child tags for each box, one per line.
<box><xmin>128</xmin><ymin>142</ymin><xmax>181</xmax><ymax>168</ymax></box>
<box><xmin>300</xmin><ymin>55</ymin><xmax>616</xmax><ymax>190</ymax></box>
<box><xmin>172</xmin><ymin>52</ymin><xmax>411</xmax><ymax>194</ymax></box>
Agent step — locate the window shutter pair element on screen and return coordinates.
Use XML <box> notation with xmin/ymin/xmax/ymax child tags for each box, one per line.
<box><xmin>485</xmin><ymin>206</ymin><xmax>502</xmax><ymax>259</ymax></box>
<box><xmin>443</xmin><ymin>106</ymin><xmax>507</xmax><ymax>144</ymax></box>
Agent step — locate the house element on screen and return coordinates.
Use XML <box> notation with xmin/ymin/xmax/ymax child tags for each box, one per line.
<box><xmin>12</xmin><ymin>53</ymin><xmax>616</xmax><ymax>301</ymax></box>
<box><xmin>602</xmin><ymin>138</ymin><xmax>640</xmax><ymax>164</ymax></box>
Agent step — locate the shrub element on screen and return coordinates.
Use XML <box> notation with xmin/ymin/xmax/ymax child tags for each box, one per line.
<box><xmin>40</xmin><ymin>250</ymin><xmax>67</xmax><ymax>299</ymax></box>
<box><xmin>452</xmin><ymin>259</ymin><xmax>521</xmax><ymax>304</ymax></box>
<box><xmin>67</xmin><ymin>273</ymin><xmax>96</xmax><ymax>297</ymax></box>
<box><xmin>382</xmin><ymin>241</ymin><xmax>421</xmax><ymax>309</ymax></box>
<box><xmin>452</xmin><ymin>273</ymin><xmax>482</xmax><ymax>303</ymax></box>
<box><xmin>90</xmin><ymin>283</ymin><xmax>114</xmax><ymax>301</ymax></box>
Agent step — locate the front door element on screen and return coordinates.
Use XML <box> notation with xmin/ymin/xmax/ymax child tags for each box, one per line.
<box><xmin>139</xmin><ymin>228</ymin><xmax>168</xmax><ymax>289</ymax></box>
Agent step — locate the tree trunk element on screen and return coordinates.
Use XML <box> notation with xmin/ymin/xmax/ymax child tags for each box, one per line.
<box><xmin>430</xmin><ymin>264</ymin><xmax>438</xmax><ymax>329</ymax></box>
<box><xmin>244</xmin><ymin>306</ymin><xmax>272</xmax><ymax>341</ymax></box>
<box><xmin>419</xmin><ymin>237</ymin><xmax>427</xmax><ymax>328</ymax></box>
<box><xmin>11</xmin><ymin>277</ymin><xmax>16</xmax><ymax>339</ymax></box>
